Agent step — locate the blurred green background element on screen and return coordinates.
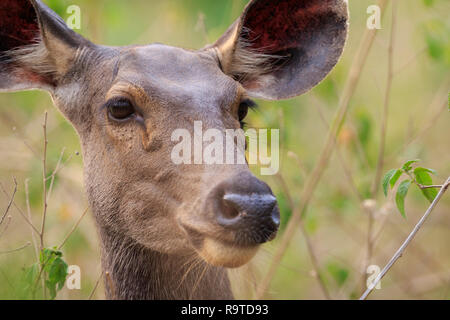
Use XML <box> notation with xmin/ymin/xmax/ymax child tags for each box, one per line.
<box><xmin>0</xmin><ymin>0</ymin><xmax>449</xmax><ymax>299</ymax></box>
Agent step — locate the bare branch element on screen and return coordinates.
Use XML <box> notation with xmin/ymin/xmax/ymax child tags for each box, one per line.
<box><xmin>46</xmin><ymin>147</ymin><xmax>65</xmax><ymax>202</ymax></box>
<box><xmin>418</xmin><ymin>185</ymin><xmax>443</xmax><ymax>190</ymax></box>
<box><xmin>0</xmin><ymin>177</ymin><xmax>17</xmax><ymax>227</ymax></box>
<box><xmin>286</xmin><ymin>151</ymin><xmax>309</xmax><ymax>179</ymax></box>
<box><xmin>40</xmin><ymin>111</ymin><xmax>48</xmax><ymax>250</ymax></box>
<box><xmin>0</xmin><ymin>241</ymin><xmax>31</xmax><ymax>255</ymax></box>
<box><xmin>395</xmin><ymin>79</ymin><xmax>449</xmax><ymax>157</ymax></box>
<box><xmin>88</xmin><ymin>270</ymin><xmax>104</xmax><ymax>300</ymax></box>
<box><xmin>0</xmin><ymin>216</ymin><xmax>12</xmax><ymax>239</ymax></box>
<box><xmin>360</xmin><ymin>176</ymin><xmax>450</xmax><ymax>300</ymax></box>
<box><xmin>25</xmin><ymin>179</ymin><xmax>40</xmax><ymax>261</ymax></box>
<box><xmin>0</xmin><ymin>182</ymin><xmax>40</xmax><ymax>235</ymax></box>
<box><xmin>58</xmin><ymin>207</ymin><xmax>89</xmax><ymax>250</ymax></box>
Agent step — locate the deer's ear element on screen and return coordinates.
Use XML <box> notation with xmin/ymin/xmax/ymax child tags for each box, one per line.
<box><xmin>0</xmin><ymin>0</ymin><xmax>91</xmax><ymax>92</ymax></box>
<box><xmin>213</xmin><ymin>0</ymin><xmax>349</xmax><ymax>100</ymax></box>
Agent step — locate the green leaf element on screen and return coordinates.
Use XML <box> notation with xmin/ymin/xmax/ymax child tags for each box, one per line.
<box><xmin>327</xmin><ymin>262</ymin><xmax>349</xmax><ymax>287</ymax></box>
<box><xmin>396</xmin><ymin>180</ymin><xmax>411</xmax><ymax>218</ymax></box>
<box><xmin>46</xmin><ymin>257</ymin><xmax>68</xmax><ymax>300</ymax></box>
<box><xmin>414</xmin><ymin>168</ymin><xmax>438</xmax><ymax>203</ymax></box>
<box><xmin>382</xmin><ymin>169</ymin><xmax>397</xmax><ymax>197</ymax></box>
<box><xmin>415</xmin><ymin>167</ymin><xmax>437</xmax><ymax>175</ymax></box>
<box><xmin>40</xmin><ymin>248</ymin><xmax>62</xmax><ymax>272</ymax></box>
<box><xmin>426</xmin><ymin>34</ymin><xmax>444</xmax><ymax>62</ymax></box>
<box><xmin>390</xmin><ymin>169</ymin><xmax>403</xmax><ymax>188</ymax></box>
<box><xmin>38</xmin><ymin>247</ymin><xmax>68</xmax><ymax>299</ymax></box>
<box><xmin>402</xmin><ymin>159</ymin><xmax>420</xmax><ymax>172</ymax></box>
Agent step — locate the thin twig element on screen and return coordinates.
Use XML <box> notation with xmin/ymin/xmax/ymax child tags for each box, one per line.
<box><xmin>0</xmin><ymin>182</ymin><xmax>40</xmax><ymax>235</ymax></box>
<box><xmin>88</xmin><ymin>270</ymin><xmax>104</xmax><ymax>300</ymax></box>
<box><xmin>58</xmin><ymin>207</ymin><xmax>89</xmax><ymax>250</ymax></box>
<box><xmin>395</xmin><ymin>79</ymin><xmax>449</xmax><ymax>157</ymax></box>
<box><xmin>39</xmin><ymin>111</ymin><xmax>49</xmax><ymax>300</ymax></box>
<box><xmin>392</xmin><ymin>47</ymin><xmax>426</xmax><ymax>76</ymax></box>
<box><xmin>360</xmin><ymin>176</ymin><xmax>450</xmax><ymax>300</ymax></box>
<box><xmin>418</xmin><ymin>184</ymin><xmax>443</xmax><ymax>189</ymax></box>
<box><xmin>25</xmin><ymin>179</ymin><xmax>40</xmax><ymax>261</ymax></box>
<box><xmin>0</xmin><ymin>178</ymin><xmax>17</xmax><ymax>227</ymax></box>
<box><xmin>0</xmin><ymin>242</ymin><xmax>31</xmax><ymax>255</ymax></box>
<box><xmin>46</xmin><ymin>147</ymin><xmax>66</xmax><ymax>202</ymax></box>
<box><xmin>286</xmin><ymin>151</ymin><xmax>309</xmax><ymax>179</ymax></box>
<box><xmin>314</xmin><ymin>100</ymin><xmax>364</xmax><ymax>203</ymax></box>
<box><xmin>0</xmin><ymin>216</ymin><xmax>11</xmax><ymax>238</ymax></box>
<box><xmin>40</xmin><ymin>111</ymin><xmax>48</xmax><ymax>251</ymax></box>
<box><xmin>254</xmin><ymin>0</ymin><xmax>390</xmax><ymax>299</ymax></box>
<box><xmin>49</xmin><ymin>152</ymin><xmax>75</xmax><ymax>178</ymax></box>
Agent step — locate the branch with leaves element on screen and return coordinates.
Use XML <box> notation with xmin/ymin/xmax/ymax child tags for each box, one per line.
<box><xmin>382</xmin><ymin>159</ymin><xmax>440</xmax><ymax>218</ymax></box>
<box><xmin>361</xmin><ymin>174</ymin><xmax>450</xmax><ymax>300</ymax></box>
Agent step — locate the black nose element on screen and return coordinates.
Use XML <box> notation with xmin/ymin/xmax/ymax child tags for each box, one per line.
<box><xmin>211</xmin><ymin>173</ymin><xmax>280</xmax><ymax>245</ymax></box>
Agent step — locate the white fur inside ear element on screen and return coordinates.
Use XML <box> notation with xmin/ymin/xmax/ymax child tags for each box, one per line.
<box><xmin>7</xmin><ymin>38</ymin><xmax>57</xmax><ymax>78</ymax></box>
<box><xmin>228</xmin><ymin>30</ymin><xmax>287</xmax><ymax>84</ymax></box>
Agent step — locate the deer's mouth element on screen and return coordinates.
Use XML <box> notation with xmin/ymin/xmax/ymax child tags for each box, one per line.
<box><xmin>178</xmin><ymin>222</ymin><xmax>260</xmax><ymax>268</ymax></box>
<box><xmin>197</xmin><ymin>237</ymin><xmax>259</xmax><ymax>268</ymax></box>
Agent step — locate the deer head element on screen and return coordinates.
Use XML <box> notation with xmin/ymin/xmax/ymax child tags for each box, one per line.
<box><xmin>0</xmin><ymin>0</ymin><xmax>347</xmax><ymax>276</ymax></box>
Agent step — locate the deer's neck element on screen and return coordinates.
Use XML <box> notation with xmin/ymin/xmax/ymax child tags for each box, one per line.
<box><xmin>98</xmin><ymin>227</ymin><xmax>233</xmax><ymax>300</ymax></box>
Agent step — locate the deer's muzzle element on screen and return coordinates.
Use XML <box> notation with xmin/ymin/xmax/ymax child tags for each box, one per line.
<box><xmin>178</xmin><ymin>171</ymin><xmax>280</xmax><ymax>268</ymax></box>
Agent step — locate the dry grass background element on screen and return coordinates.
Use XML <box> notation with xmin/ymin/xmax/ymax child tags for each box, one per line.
<box><xmin>0</xmin><ymin>0</ymin><xmax>449</xmax><ymax>299</ymax></box>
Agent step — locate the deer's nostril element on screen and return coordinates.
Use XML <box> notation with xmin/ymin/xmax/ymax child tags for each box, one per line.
<box><xmin>217</xmin><ymin>193</ymin><xmax>280</xmax><ymax>233</ymax></box>
<box><xmin>220</xmin><ymin>196</ymin><xmax>241</xmax><ymax>221</ymax></box>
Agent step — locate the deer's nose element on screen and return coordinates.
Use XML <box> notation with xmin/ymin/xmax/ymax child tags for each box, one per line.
<box><xmin>211</xmin><ymin>174</ymin><xmax>280</xmax><ymax>245</ymax></box>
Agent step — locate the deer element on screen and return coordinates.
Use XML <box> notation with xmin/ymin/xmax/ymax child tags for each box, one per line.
<box><xmin>0</xmin><ymin>0</ymin><xmax>348</xmax><ymax>299</ymax></box>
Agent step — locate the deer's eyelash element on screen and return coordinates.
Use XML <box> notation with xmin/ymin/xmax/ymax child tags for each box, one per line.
<box><xmin>102</xmin><ymin>97</ymin><xmax>133</xmax><ymax>110</ymax></box>
<box><xmin>238</xmin><ymin>98</ymin><xmax>258</xmax><ymax>129</ymax></box>
<box><xmin>240</xmin><ymin>98</ymin><xmax>258</xmax><ymax>110</ymax></box>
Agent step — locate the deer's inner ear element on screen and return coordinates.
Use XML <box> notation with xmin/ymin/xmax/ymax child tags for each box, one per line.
<box><xmin>213</xmin><ymin>0</ymin><xmax>349</xmax><ymax>100</ymax></box>
<box><xmin>0</xmin><ymin>0</ymin><xmax>92</xmax><ymax>92</ymax></box>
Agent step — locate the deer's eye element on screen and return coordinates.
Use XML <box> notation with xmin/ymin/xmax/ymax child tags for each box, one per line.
<box><xmin>238</xmin><ymin>99</ymin><xmax>255</xmax><ymax>122</ymax></box>
<box><xmin>106</xmin><ymin>98</ymin><xmax>136</xmax><ymax>121</ymax></box>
